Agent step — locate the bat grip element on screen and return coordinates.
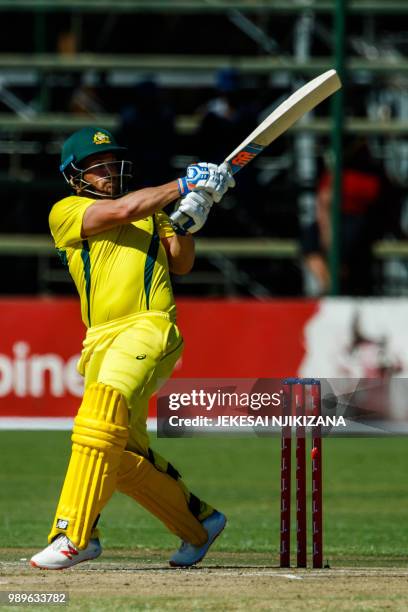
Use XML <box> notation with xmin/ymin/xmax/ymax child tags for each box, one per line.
<box><xmin>169</xmin><ymin>210</ymin><xmax>195</xmax><ymax>234</ymax></box>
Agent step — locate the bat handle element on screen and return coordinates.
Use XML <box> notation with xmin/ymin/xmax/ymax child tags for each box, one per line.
<box><xmin>169</xmin><ymin>210</ymin><xmax>195</xmax><ymax>234</ymax></box>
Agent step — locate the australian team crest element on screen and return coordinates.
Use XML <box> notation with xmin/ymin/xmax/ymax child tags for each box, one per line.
<box><xmin>93</xmin><ymin>131</ymin><xmax>111</xmax><ymax>145</ymax></box>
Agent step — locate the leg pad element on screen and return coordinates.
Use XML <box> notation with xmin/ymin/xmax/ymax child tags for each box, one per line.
<box><xmin>48</xmin><ymin>383</ymin><xmax>128</xmax><ymax>549</ymax></box>
<box><xmin>117</xmin><ymin>450</ymin><xmax>207</xmax><ymax>546</ymax></box>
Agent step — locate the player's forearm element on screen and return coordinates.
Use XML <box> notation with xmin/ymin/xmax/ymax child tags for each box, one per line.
<box><xmin>164</xmin><ymin>234</ymin><xmax>195</xmax><ymax>275</ymax></box>
<box><xmin>316</xmin><ymin>188</ymin><xmax>332</xmax><ymax>252</ymax></box>
<box><xmin>82</xmin><ymin>181</ymin><xmax>180</xmax><ymax>237</ymax></box>
<box><xmin>119</xmin><ymin>181</ymin><xmax>180</xmax><ymax>222</ymax></box>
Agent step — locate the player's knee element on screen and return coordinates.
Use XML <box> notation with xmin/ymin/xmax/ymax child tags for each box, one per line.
<box><xmin>73</xmin><ymin>382</ymin><xmax>129</xmax><ymax>452</ymax></box>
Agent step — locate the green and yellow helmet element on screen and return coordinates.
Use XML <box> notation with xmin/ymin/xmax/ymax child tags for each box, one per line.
<box><xmin>60</xmin><ymin>127</ymin><xmax>132</xmax><ymax>198</ymax></box>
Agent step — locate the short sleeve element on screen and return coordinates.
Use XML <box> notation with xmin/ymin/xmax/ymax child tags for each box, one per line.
<box><xmin>49</xmin><ymin>196</ymin><xmax>95</xmax><ymax>248</ymax></box>
<box><xmin>155</xmin><ymin>210</ymin><xmax>176</xmax><ymax>239</ymax></box>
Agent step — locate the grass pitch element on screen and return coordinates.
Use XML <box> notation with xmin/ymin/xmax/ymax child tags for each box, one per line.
<box><xmin>1</xmin><ymin>432</ymin><xmax>408</xmax><ymax>611</ymax></box>
<box><xmin>1</xmin><ymin>431</ymin><xmax>407</xmax><ymax>565</ymax></box>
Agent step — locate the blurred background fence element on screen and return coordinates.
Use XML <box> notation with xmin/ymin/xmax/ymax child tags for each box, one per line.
<box><xmin>2</xmin><ymin>0</ymin><xmax>408</xmax><ymax>297</ymax></box>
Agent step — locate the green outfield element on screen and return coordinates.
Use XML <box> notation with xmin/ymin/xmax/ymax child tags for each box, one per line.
<box><xmin>1</xmin><ymin>431</ymin><xmax>407</xmax><ymax>566</ymax></box>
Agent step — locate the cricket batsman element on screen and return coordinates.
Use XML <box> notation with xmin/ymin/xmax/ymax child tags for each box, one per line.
<box><xmin>30</xmin><ymin>126</ymin><xmax>235</xmax><ymax>570</ymax></box>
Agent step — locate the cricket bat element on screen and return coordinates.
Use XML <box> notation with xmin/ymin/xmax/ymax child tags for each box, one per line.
<box><xmin>172</xmin><ymin>69</ymin><xmax>341</xmax><ymax>231</ymax></box>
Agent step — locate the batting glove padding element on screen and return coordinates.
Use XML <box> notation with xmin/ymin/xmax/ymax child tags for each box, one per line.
<box><xmin>178</xmin><ymin>161</ymin><xmax>235</xmax><ymax>203</ymax></box>
<box><xmin>170</xmin><ymin>190</ymin><xmax>214</xmax><ymax>234</ymax></box>
<box><xmin>217</xmin><ymin>161</ymin><xmax>236</xmax><ymax>194</ymax></box>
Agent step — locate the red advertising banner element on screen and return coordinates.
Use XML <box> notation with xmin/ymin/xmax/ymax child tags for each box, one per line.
<box><xmin>0</xmin><ymin>299</ymin><xmax>84</xmax><ymax>418</ymax></box>
<box><xmin>174</xmin><ymin>299</ymin><xmax>318</xmax><ymax>378</ymax></box>
<box><xmin>0</xmin><ymin>298</ymin><xmax>318</xmax><ymax>424</ymax></box>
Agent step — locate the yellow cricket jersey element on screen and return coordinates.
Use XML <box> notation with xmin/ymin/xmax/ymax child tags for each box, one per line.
<box><xmin>49</xmin><ymin>195</ymin><xmax>177</xmax><ymax>327</ymax></box>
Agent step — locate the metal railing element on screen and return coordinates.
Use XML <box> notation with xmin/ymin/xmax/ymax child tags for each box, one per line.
<box><xmin>1</xmin><ymin>114</ymin><xmax>408</xmax><ymax>136</ymax></box>
<box><xmin>2</xmin><ymin>235</ymin><xmax>408</xmax><ymax>258</ymax></box>
<box><xmin>1</xmin><ymin>1</ymin><xmax>408</xmax><ymax>14</ymax></box>
<box><xmin>1</xmin><ymin>234</ymin><xmax>408</xmax><ymax>297</ymax></box>
<box><xmin>0</xmin><ymin>54</ymin><xmax>408</xmax><ymax>74</ymax></box>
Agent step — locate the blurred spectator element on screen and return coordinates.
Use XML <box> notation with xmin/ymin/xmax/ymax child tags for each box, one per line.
<box><xmin>196</xmin><ymin>68</ymin><xmax>256</xmax><ymax>162</ymax></box>
<box><xmin>69</xmin><ymin>71</ymin><xmax>107</xmax><ymax>117</ymax></box>
<box><xmin>194</xmin><ymin>69</ymin><xmax>261</xmax><ymax>236</ymax></box>
<box><xmin>57</xmin><ymin>31</ymin><xmax>108</xmax><ymax>117</ymax></box>
<box><xmin>117</xmin><ymin>79</ymin><xmax>175</xmax><ymax>188</ymax></box>
<box><xmin>302</xmin><ymin>137</ymin><xmax>400</xmax><ymax>296</ymax></box>
<box><xmin>57</xmin><ymin>31</ymin><xmax>77</xmax><ymax>55</ymax></box>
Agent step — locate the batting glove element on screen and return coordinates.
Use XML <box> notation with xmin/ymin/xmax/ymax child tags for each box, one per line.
<box><xmin>170</xmin><ymin>190</ymin><xmax>214</xmax><ymax>235</ymax></box>
<box><xmin>217</xmin><ymin>161</ymin><xmax>236</xmax><ymax>200</ymax></box>
<box><xmin>178</xmin><ymin>161</ymin><xmax>235</xmax><ymax>203</ymax></box>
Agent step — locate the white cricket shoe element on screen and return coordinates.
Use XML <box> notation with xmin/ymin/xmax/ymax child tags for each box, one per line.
<box><xmin>169</xmin><ymin>510</ymin><xmax>227</xmax><ymax>568</ymax></box>
<box><xmin>30</xmin><ymin>534</ymin><xmax>102</xmax><ymax>570</ymax></box>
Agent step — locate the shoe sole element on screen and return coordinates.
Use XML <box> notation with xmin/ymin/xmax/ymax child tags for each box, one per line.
<box><xmin>30</xmin><ymin>552</ymin><xmax>101</xmax><ymax>571</ymax></box>
<box><xmin>169</xmin><ymin>517</ymin><xmax>227</xmax><ymax>568</ymax></box>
